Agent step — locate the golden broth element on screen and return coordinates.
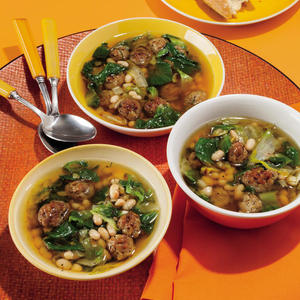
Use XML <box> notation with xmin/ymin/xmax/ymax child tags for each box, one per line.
<box><xmin>25</xmin><ymin>161</ymin><xmax>159</xmax><ymax>273</ymax></box>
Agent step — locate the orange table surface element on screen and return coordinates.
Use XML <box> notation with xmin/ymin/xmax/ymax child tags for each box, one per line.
<box><xmin>0</xmin><ymin>0</ymin><xmax>300</xmax><ymax>86</ymax></box>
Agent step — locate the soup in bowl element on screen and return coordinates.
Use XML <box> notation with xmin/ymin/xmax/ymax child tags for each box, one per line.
<box><xmin>167</xmin><ymin>94</ymin><xmax>300</xmax><ymax>228</ymax></box>
<box><xmin>67</xmin><ymin>18</ymin><xmax>225</xmax><ymax>137</ymax></box>
<box><xmin>9</xmin><ymin>145</ymin><xmax>172</xmax><ymax>279</ymax></box>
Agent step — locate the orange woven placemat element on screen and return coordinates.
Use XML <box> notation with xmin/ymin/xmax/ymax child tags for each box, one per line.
<box><xmin>0</xmin><ymin>31</ymin><xmax>299</xmax><ymax>300</ymax></box>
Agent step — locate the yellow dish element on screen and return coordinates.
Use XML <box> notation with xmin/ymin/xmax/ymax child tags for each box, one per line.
<box><xmin>161</xmin><ymin>0</ymin><xmax>299</xmax><ymax>25</ymax></box>
<box><xmin>9</xmin><ymin>144</ymin><xmax>172</xmax><ymax>280</ymax></box>
<box><xmin>67</xmin><ymin>18</ymin><xmax>225</xmax><ymax>137</ymax></box>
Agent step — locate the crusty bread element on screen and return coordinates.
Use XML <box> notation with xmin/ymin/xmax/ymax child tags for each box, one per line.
<box><xmin>203</xmin><ymin>0</ymin><xmax>248</xmax><ymax>19</ymax></box>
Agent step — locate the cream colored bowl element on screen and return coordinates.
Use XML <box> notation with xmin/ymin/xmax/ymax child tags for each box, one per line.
<box><xmin>9</xmin><ymin>144</ymin><xmax>172</xmax><ymax>280</ymax></box>
<box><xmin>67</xmin><ymin>17</ymin><xmax>225</xmax><ymax>137</ymax></box>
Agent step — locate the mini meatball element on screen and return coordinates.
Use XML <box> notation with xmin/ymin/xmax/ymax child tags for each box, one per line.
<box><xmin>149</xmin><ymin>37</ymin><xmax>167</xmax><ymax>53</ymax></box>
<box><xmin>117</xmin><ymin>211</ymin><xmax>141</xmax><ymax>238</ymax></box>
<box><xmin>211</xmin><ymin>187</ymin><xmax>230</xmax><ymax>208</ymax></box>
<box><xmin>130</xmin><ymin>46</ymin><xmax>152</xmax><ymax>67</ymax></box>
<box><xmin>118</xmin><ymin>98</ymin><xmax>142</xmax><ymax>121</ymax></box>
<box><xmin>143</xmin><ymin>97</ymin><xmax>166</xmax><ymax>117</ymax></box>
<box><xmin>159</xmin><ymin>83</ymin><xmax>181</xmax><ymax>102</ymax></box>
<box><xmin>99</xmin><ymin>90</ymin><xmax>114</xmax><ymax>108</ymax></box>
<box><xmin>241</xmin><ymin>167</ymin><xmax>278</xmax><ymax>192</ymax></box>
<box><xmin>65</xmin><ymin>180</ymin><xmax>95</xmax><ymax>202</ymax></box>
<box><xmin>239</xmin><ymin>193</ymin><xmax>262</xmax><ymax>213</ymax></box>
<box><xmin>38</xmin><ymin>201</ymin><xmax>70</xmax><ymax>227</ymax></box>
<box><xmin>104</xmin><ymin>73</ymin><xmax>125</xmax><ymax>90</ymax></box>
<box><xmin>228</xmin><ymin>142</ymin><xmax>248</xmax><ymax>165</ymax></box>
<box><xmin>184</xmin><ymin>90</ymin><xmax>207</xmax><ymax>109</ymax></box>
<box><xmin>107</xmin><ymin>234</ymin><xmax>135</xmax><ymax>261</ymax></box>
<box><xmin>109</xmin><ymin>45</ymin><xmax>130</xmax><ymax>61</ymax></box>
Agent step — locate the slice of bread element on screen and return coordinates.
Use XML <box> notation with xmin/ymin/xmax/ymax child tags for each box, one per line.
<box><xmin>203</xmin><ymin>0</ymin><xmax>248</xmax><ymax>19</ymax></box>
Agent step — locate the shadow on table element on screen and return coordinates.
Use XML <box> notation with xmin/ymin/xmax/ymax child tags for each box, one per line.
<box><xmin>0</xmin><ymin>226</ymin><xmax>152</xmax><ymax>300</ymax></box>
<box><xmin>145</xmin><ymin>0</ymin><xmax>300</xmax><ymax>40</ymax></box>
<box><xmin>183</xmin><ymin>204</ymin><xmax>300</xmax><ymax>273</ymax></box>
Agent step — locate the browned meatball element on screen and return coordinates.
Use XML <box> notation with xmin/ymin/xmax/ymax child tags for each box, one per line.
<box><xmin>104</xmin><ymin>72</ymin><xmax>125</xmax><ymax>90</ymax></box>
<box><xmin>107</xmin><ymin>234</ymin><xmax>135</xmax><ymax>261</ymax></box>
<box><xmin>159</xmin><ymin>83</ymin><xmax>181</xmax><ymax>102</ymax></box>
<box><xmin>65</xmin><ymin>180</ymin><xmax>95</xmax><ymax>202</ymax></box>
<box><xmin>241</xmin><ymin>168</ymin><xmax>278</xmax><ymax>192</ymax></box>
<box><xmin>239</xmin><ymin>193</ymin><xmax>262</xmax><ymax>213</ymax></box>
<box><xmin>130</xmin><ymin>46</ymin><xmax>152</xmax><ymax>67</ymax></box>
<box><xmin>109</xmin><ymin>45</ymin><xmax>130</xmax><ymax>61</ymax></box>
<box><xmin>118</xmin><ymin>98</ymin><xmax>142</xmax><ymax>121</ymax></box>
<box><xmin>228</xmin><ymin>142</ymin><xmax>248</xmax><ymax>165</ymax></box>
<box><xmin>99</xmin><ymin>90</ymin><xmax>114</xmax><ymax>108</ymax></box>
<box><xmin>38</xmin><ymin>201</ymin><xmax>70</xmax><ymax>228</ymax></box>
<box><xmin>117</xmin><ymin>211</ymin><xmax>141</xmax><ymax>238</ymax></box>
<box><xmin>184</xmin><ymin>90</ymin><xmax>207</xmax><ymax>109</ymax></box>
<box><xmin>149</xmin><ymin>38</ymin><xmax>167</xmax><ymax>53</ymax></box>
<box><xmin>143</xmin><ymin>97</ymin><xmax>167</xmax><ymax>117</ymax></box>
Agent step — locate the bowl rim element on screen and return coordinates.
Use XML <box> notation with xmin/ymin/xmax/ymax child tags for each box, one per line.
<box><xmin>9</xmin><ymin>144</ymin><xmax>172</xmax><ymax>280</ymax></box>
<box><xmin>66</xmin><ymin>16</ymin><xmax>225</xmax><ymax>134</ymax></box>
<box><xmin>167</xmin><ymin>93</ymin><xmax>300</xmax><ymax>219</ymax></box>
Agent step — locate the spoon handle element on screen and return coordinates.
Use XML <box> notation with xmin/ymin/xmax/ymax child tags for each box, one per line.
<box><xmin>13</xmin><ymin>18</ymin><xmax>52</xmax><ymax>115</ymax></box>
<box><xmin>0</xmin><ymin>79</ymin><xmax>46</xmax><ymax>120</ymax></box>
<box><xmin>42</xmin><ymin>18</ymin><xmax>60</xmax><ymax>116</ymax></box>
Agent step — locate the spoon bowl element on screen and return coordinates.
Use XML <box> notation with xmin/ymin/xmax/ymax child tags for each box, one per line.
<box><xmin>37</xmin><ymin>124</ymin><xmax>77</xmax><ymax>153</ymax></box>
<box><xmin>42</xmin><ymin>113</ymin><xmax>97</xmax><ymax>142</ymax></box>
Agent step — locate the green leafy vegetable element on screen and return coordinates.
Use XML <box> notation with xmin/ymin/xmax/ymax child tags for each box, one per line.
<box><xmin>283</xmin><ymin>142</ymin><xmax>300</xmax><ymax>167</ymax></box>
<box><xmin>119</xmin><ymin>175</ymin><xmax>150</xmax><ymax>202</ymax></box>
<box><xmin>69</xmin><ymin>211</ymin><xmax>94</xmax><ymax>229</ymax></box>
<box><xmin>162</xmin><ymin>34</ymin><xmax>186</xmax><ymax>49</ymax></box>
<box><xmin>219</xmin><ymin>134</ymin><xmax>232</xmax><ymax>154</ymax></box>
<box><xmin>268</xmin><ymin>153</ymin><xmax>292</xmax><ymax>168</ymax></box>
<box><xmin>147</xmin><ymin>61</ymin><xmax>173</xmax><ymax>86</ymax></box>
<box><xmin>244</xmin><ymin>185</ymin><xmax>256</xmax><ymax>193</ymax></box>
<box><xmin>183</xmin><ymin>169</ymin><xmax>199</xmax><ymax>186</ymax></box>
<box><xmin>91</xmin><ymin>186</ymin><xmax>109</xmax><ymax>203</ymax></box>
<box><xmin>44</xmin><ymin>238</ymin><xmax>84</xmax><ymax>251</ymax></box>
<box><xmin>82</xmin><ymin>60</ymin><xmax>96</xmax><ymax>80</ymax></box>
<box><xmin>195</xmin><ymin>137</ymin><xmax>218</xmax><ymax>164</ymax></box>
<box><xmin>177</xmin><ymin>69</ymin><xmax>193</xmax><ymax>84</ymax></box>
<box><xmin>156</xmin><ymin>47</ymin><xmax>168</xmax><ymax>58</ymax></box>
<box><xmin>147</xmin><ymin>86</ymin><xmax>158</xmax><ymax>99</ymax></box>
<box><xmin>133</xmin><ymin>208</ymin><xmax>158</xmax><ymax>234</ymax></box>
<box><xmin>211</xmin><ymin>124</ymin><xmax>236</xmax><ymax>136</ymax></box>
<box><xmin>91</xmin><ymin>203</ymin><xmax>120</xmax><ymax>230</ymax></box>
<box><xmin>92</xmin><ymin>63</ymin><xmax>126</xmax><ymax>86</ymax></box>
<box><xmin>196</xmin><ymin>193</ymin><xmax>211</xmax><ymax>203</ymax></box>
<box><xmin>92</xmin><ymin>43</ymin><xmax>109</xmax><ymax>61</ymax></box>
<box><xmin>63</xmin><ymin>161</ymin><xmax>88</xmax><ymax>173</ymax></box>
<box><xmin>259</xmin><ymin>191</ymin><xmax>280</xmax><ymax>212</ymax></box>
<box><xmin>165</xmin><ymin>43</ymin><xmax>199</xmax><ymax>75</ymax></box>
<box><xmin>135</xmin><ymin>105</ymin><xmax>180</xmax><ymax>129</ymax></box>
<box><xmin>86</xmin><ymin>89</ymin><xmax>100</xmax><ymax>108</ymax></box>
<box><xmin>46</xmin><ymin>222</ymin><xmax>77</xmax><ymax>239</ymax></box>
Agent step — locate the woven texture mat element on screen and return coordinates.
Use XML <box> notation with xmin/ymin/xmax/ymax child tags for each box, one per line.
<box><xmin>0</xmin><ymin>31</ymin><xmax>299</xmax><ymax>300</ymax></box>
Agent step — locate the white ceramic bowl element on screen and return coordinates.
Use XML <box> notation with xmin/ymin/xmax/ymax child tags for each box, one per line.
<box><xmin>167</xmin><ymin>94</ymin><xmax>300</xmax><ymax>228</ymax></box>
<box><xmin>67</xmin><ymin>17</ymin><xmax>225</xmax><ymax>137</ymax></box>
<box><xmin>9</xmin><ymin>144</ymin><xmax>172</xmax><ymax>280</ymax></box>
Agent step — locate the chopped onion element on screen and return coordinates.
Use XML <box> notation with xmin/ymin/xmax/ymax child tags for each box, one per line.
<box><xmin>128</xmin><ymin>64</ymin><xmax>148</xmax><ymax>88</ymax></box>
<box><xmin>112</xmin><ymin>86</ymin><xmax>123</xmax><ymax>95</ymax></box>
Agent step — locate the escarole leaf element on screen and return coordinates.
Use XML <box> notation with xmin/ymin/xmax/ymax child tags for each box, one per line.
<box><xmin>135</xmin><ymin>105</ymin><xmax>180</xmax><ymax>129</ymax></box>
<box><xmin>283</xmin><ymin>142</ymin><xmax>300</xmax><ymax>167</ymax></box>
<box><xmin>162</xmin><ymin>34</ymin><xmax>187</xmax><ymax>49</ymax></box>
<box><xmin>92</xmin><ymin>43</ymin><xmax>110</xmax><ymax>60</ymax></box>
<box><xmin>195</xmin><ymin>137</ymin><xmax>218</xmax><ymax>164</ymax></box>
<box><xmin>147</xmin><ymin>61</ymin><xmax>172</xmax><ymax>86</ymax></box>
<box><xmin>268</xmin><ymin>153</ymin><xmax>292</xmax><ymax>168</ymax></box>
<box><xmin>92</xmin><ymin>63</ymin><xmax>126</xmax><ymax>86</ymax></box>
<box><xmin>44</xmin><ymin>239</ymin><xmax>84</xmax><ymax>252</ymax></box>
<box><xmin>133</xmin><ymin>208</ymin><xmax>158</xmax><ymax>234</ymax></box>
<box><xmin>219</xmin><ymin>134</ymin><xmax>231</xmax><ymax>154</ymax></box>
<box><xmin>69</xmin><ymin>211</ymin><xmax>94</xmax><ymax>229</ymax></box>
<box><xmin>249</xmin><ymin>130</ymin><xmax>277</xmax><ymax>163</ymax></box>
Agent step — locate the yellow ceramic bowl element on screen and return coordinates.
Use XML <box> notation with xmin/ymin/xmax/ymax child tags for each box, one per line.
<box><xmin>9</xmin><ymin>144</ymin><xmax>172</xmax><ymax>280</ymax></box>
<box><xmin>67</xmin><ymin>17</ymin><xmax>225</xmax><ymax>137</ymax></box>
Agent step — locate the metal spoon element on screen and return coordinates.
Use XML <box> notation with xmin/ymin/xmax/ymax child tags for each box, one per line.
<box><xmin>13</xmin><ymin>18</ymin><xmax>97</xmax><ymax>143</ymax></box>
